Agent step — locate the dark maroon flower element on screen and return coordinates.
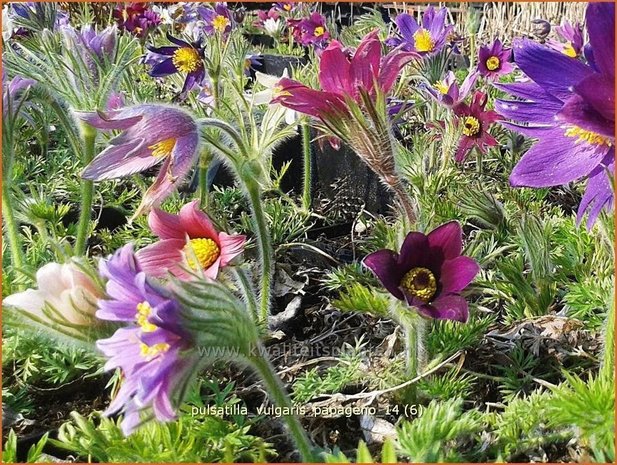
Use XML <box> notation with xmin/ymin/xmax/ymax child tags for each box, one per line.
<box><xmin>453</xmin><ymin>91</ymin><xmax>500</xmax><ymax>162</ymax></box>
<box><xmin>113</xmin><ymin>3</ymin><xmax>160</xmax><ymax>38</ymax></box>
<box><xmin>363</xmin><ymin>222</ymin><xmax>479</xmax><ymax>322</ymax></box>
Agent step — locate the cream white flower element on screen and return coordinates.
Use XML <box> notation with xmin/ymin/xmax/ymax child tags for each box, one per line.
<box><xmin>263</xmin><ymin>17</ymin><xmax>282</xmax><ymax>36</ymax></box>
<box><xmin>4</xmin><ymin>261</ymin><xmax>102</xmax><ymax>330</ymax></box>
<box><xmin>253</xmin><ymin>70</ymin><xmax>296</xmax><ymax>125</ymax></box>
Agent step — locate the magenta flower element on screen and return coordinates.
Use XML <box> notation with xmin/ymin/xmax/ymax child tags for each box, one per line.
<box><xmin>424</xmin><ymin>70</ymin><xmax>478</xmax><ymax>108</ymax></box>
<box><xmin>363</xmin><ymin>222</ymin><xmax>479</xmax><ymax>322</ymax></box>
<box><xmin>477</xmin><ymin>39</ymin><xmax>514</xmax><ymax>80</ymax></box>
<box><xmin>386</xmin><ymin>6</ymin><xmax>454</xmax><ymax>56</ymax></box>
<box><xmin>291</xmin><ymin>12</ymin><xmax>330</xmax><ymax>47</ymax></box>
<box><xmin>77</xmin><ymin>104</ymin><xmax>199</xmax><ymax>217</ymax></box>
<box><xmin>273</xmin><ymin>31</ymin><xmax>417</xmax><ymax>120</ymax></box>
<box><xmin>198</xmin><ymin>3</ymin><xmax>232</xmax><ymax>35</ymax></box>
<box><xmin>453</xmin><ymin>91</ymin><xmax>500</xmax><ymax>162</ymax></box>
<box><xmin>96</xmin><ymin>245</ymin><xmax>197</xmax><ymax>435</ymax></box>
<box><xmin>136</xmin><ymin>201</ymin><xmax>246</xmax><ymax>281</ymax></box>
<box><xmin>145</xmin><ymin>34</ymin><xmax>205</xmax><ymax>95</ymax></box>
<box><xmin>548</xmin><ymin>21</ymin><xmax>584</xmax><ymax>58</ymax></box>
<box><xmin>495</xmin><ymin>3</ymin><xmax>614</xmax><ymax>227</ymax></box>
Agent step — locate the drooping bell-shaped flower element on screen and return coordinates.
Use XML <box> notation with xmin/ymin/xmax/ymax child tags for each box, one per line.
<box><xmin>77</xmin><ymin>104</ymin><xmax>200</xmax><ymax>218</ymax></box>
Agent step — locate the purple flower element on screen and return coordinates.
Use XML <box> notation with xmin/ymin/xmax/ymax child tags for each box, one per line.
<box><xmin>145</xmin><ymin>33</ymin><xmax>205</xmax><ymax>95</ymax></box>
<box><xmin>198</xmin><ymin>3</ymin><xmax>232</xmax><ymax>35</ymax></box>
<box><xmin>2</xmin><ymin>71</ymin><xmax>35</xmax><ymax>120</ymax></box>
<box><xmin>96</xmin><ymin>244</ymin><xmax>197</xmax><ymax>435</ymax></box>
<box><xmin>495</xmin><ymin>3</ymin><xmax>614</xmax><ymax>227</ymax></box>
<box><xmin>386</xmin><ymin>6</ymin><xmax>454</xmax><ymax>56</ymax></box>
<box><xmin>424</xmin><ymin>70</ymin><xmax>478</xmax><ymax>108</ymax></box>
<box><xmin>548</xmin><ymin>21</ymin><xmax>584</xmax><ymax>58</ymax></box>
<box><xmin>113</xmin><ymin>3</ymin><xmax>160</xmax><ymax>38</ymax></box>
<box><xmin>291</xmin><ymin>12</ymin><xmax>330</xmax><ymax>47</ymax></box>
<box><xmin>453</xmin><ymin>91</ymin><xmax>501</xmax><ymax>162</ymax></box>
<box><xmin>274</xmin><ymin>2</ymin><xmax>296</xmax><ymax>14</ymax></box>
<box><xmin>363</xmin><ymin>222</ymin><xmax>480</xmax><ymax>322</ymax></box>
<box><xmin>77</xmin><ymin>104</ymin><xmax>200</xmax><ymax>218</ymax></box>
<box><xmin>477</xmin><ymin>39</ymin><xmax>514</xmax><ymax>80</ymax></box>
<box><xmin>61</xmin><ymin>25</ymin><xmax>117</xmax><ymax>87</ymax></box>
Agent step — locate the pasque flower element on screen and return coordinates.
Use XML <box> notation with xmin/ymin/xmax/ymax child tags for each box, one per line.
<box><xmin>495</xmin><ymin>3</ymin><xmax>614</xmax><ymax>227</ymax></box>
<box><xmin>4</xmin><ymin>261</ymin><xmax>103</xmax><ymax>337</ymax></box>
<box><xmin>364</xmin><ymin>222</ymin><xmax>480</xmax><ymax>322</ymax></box>
<box><xmin>137</xmin><ymin>200</ymin><xmax>246</xmax><ymax>280</ymax></box>
<box><xmin>77</xmin><ymin>104</ymin><xmax>199</xmax><ymax>218</ymax></box>
<box><xmin>425</xmin><ymin>70</ymin><xmax>478</xmax><ymax>108</ymax></box>
<box><xmin>145</xmin><ymin>33</ymin><xmax>205</xmax><ymax>95</ymax></box>
<box><xmin>548</xmin><ymin>20</ymin><xmax>584</xmax><ymax>58</ymax></box>
<box><xmin>453</xmin><ymin>91</ymin><xmax>500</xmax><ymax>162</ymax></box>
<box><xmin>96</xmin><ymin>245</ymin><xmax>197</xmax><ymax>435</ymax></box>
<box><xmin>477</xmin><ymin>39</ymin><xmax>514</xmax><ymax>80</ymax></box>
<box><xmin>386</xmin><ymin>6</ymin><xmax>454</xmax><ymax>56</ymax></box>
<box><xmin>113</xmin><ymin>3</ymin><xmax>160</xmax><ymax>38</ymax></box>
<box><xmin>273</xmin><ymin>31</ymin><xmax>418</xmax><ymax>222</ymax></box>
<box><xmin>2</xmin><ymin>72</ymin><xmax>35</xmax><ymax>120</ymax></box>
<box><xmin>198</xmin><ymin>3</ymin><xmax>233</xmax><ymax>35</ymax></box>
<box><xmin>291</xmin><ymin>12</ymin><xmax>330</xmax><ymax>47</ymax></box>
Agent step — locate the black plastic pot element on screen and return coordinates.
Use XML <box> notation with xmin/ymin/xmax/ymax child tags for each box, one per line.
<box><xmin>256</xmin><ymin>54</ymin><xmax>308</xmax><ymax>78</ymax></box>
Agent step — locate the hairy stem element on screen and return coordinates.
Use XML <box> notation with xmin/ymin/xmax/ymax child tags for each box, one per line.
<box><xmin>600</xmin><ymin>300</ymin><xmax>614</xmax><ymax>381</ymax></box>
<box><xmin>2</xmin><ymin>181</ymin><xmax>26</xmax><ymax>290</ymax></box>
<box><xmin>74</xmin><ymin>126</ymin><xmax>97</xmax><ymax>256</ymax></box>
<box><xmin>250</xmin><ymin>352</ymin><xmax>316</xmax><ymax>462</ymax></box>
<box><xmin>245</xmin><ymin>181</ymin><xmax>273</xmax><ymax>322</ymax></box>
<box><xmin>232</xmin><ymin>266</ymin><xmax>258</xmax><ymax>322</ymax></box>
<box><xmin>391</xmin><ymin>181</ymin><xmax>417</xmax><ymax>228</ymax></box>
<box><xmin>198</xmin><ymin>150</ymin><xmax>213</xmax><ymax>209</ymax></box>
<box><xmin>301</xmin><ymin>121</ymin><xmax>312</xmax><ymax>212</ymax></box>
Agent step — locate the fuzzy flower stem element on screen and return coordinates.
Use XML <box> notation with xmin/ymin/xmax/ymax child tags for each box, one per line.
<box><xmin>301</xmin><ymin>120</ymin><xmax>312</xmax><ymax>212</ymax></box>
<box><xmin>198</xmin><ymin>77</ymin><xmax>221</xmax><ymax>209</ymax></box>
<box><xmin>245</xmin><ymin>180</ymin><xmax>273</xmax><ymax>322</ymax></box>
<box><xmin>390</xmin><ymin>181</ymin><xmax>417</xmax><ymax>227</ymax></box>
<box><xmin>74</xmin><ymin>125</ymin><xmax>97</xmax><ymax>255</ymax></box>
<box><xmin>249</xmin><ymin>352</ymin><xmax>316</xmax><ymax>462</ymax></box>
<box><xmin>2</xmin><ymin>177</ymin><xmax>26</xmax><ymax>287</ymax></box>
<box><xmin>402</xmin><ymin>315</ymin><xmax>428</xmax><ymax>401</ymax></box>
<box><xmin>232</xmin><ymin>266</ymin><xmax>259</xmax><ymax>321</ymax></box>
<box><xmin>600</xmin><ymin>300</ymin><xmax>614</xmax><ymax>381</ymax></box>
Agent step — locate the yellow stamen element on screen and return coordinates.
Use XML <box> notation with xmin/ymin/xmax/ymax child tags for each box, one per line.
<box><xmin>314</xmin><ymin>26</ymin><xmax>325</xmax><ymax>37</ymax></box>
<box><xmin>400</xmin><ymin>267</ymin><xmax>437</xmax><ymax>303</ymax></box>
<box><xmin>462</xmin><ymin>116</ymin><xmax>481</xmax><ymax>137</ymax></box>
<box><xmin>172</xmin><ymin>47</ymin><xmax>202</xmax><ymax>73</ymax></box>
<box><xmin>212</xmin><ymin>14</ymin><xmax>230</xmax><ymax>33</ymax></box>
<box><xmin>122</xmin><ymin>9</ymin><xmax>129</xmax><ymax>22</ymax></box>
<box><xmin>434</xmin><ymin>80</ymin><xmax>450</xmax><ymax>95</ymax></box>
<box><xmin>136</xmin><ymin>301</ymin><xmax>157</xmax><ymax>333</ymax></box>
<box><xmin>140</xmin><ymin>342</ymin><xmax>170</xmax><ymax>359</ymax></box>
<box><xmin>562</xmin><ymin>42</ymin><xmax>577</xmax><ymax>58</ymax></box>
<box><xmin>183</xmin><ymin>238</ymin><xmax>220</xmax><ymax>270</ymax></box>
<box><xmin>564</xmin><ymin>126</ymin><xmax>612</xmax><ymax>147</ymax></box>
<box><xmin>149</xmin><ymin>138</ymin><xmax>177</xmax><ymax>158</ymax></box>
<box><xmin>284</xmin><ymin>3</ymin><xmax>292</xmax><ymax>10</ymax></box>
<box><xmin>486</xmin><ymin>56</ymin><xmax>500</xmax><ymax>71</ymax></box>
<box><xmin>413</xmin><ymin>28</ymin><xmax>434</xmax><ymax>53</ymax></box>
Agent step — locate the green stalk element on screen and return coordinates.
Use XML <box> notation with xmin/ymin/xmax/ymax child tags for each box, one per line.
<box><xmin>245</xmin><ymin>180</ymin><xmax>273</xmax><ymax>322</ymax></box>
<box><xmin>250</xmin><ymin>353</ymin><xmax>316</xmax><ymax>462</ymax></box>
<box><xmin>301</xmin><ymin>121</ymin><xmax>312</xmax><ymax>212</ymax></box>
<box><xmin>74</xmin><ymin>125</ymin><xmax>97</xmax><ymax>256</ymax></box>
<box><xmin>401</xmin><ymin>313</ymin><xmax>428</xmax><ymax>401</ymax></box>
<box><xmin>232</xmin><ymin>266</ymin><xmax>259</xmax><ymax>322</ymax></box>
<box><xmin>600</xmin><ymin>295</ymin><xmax>615</xmax><ymax>381</ymax></box>
<box><xmin>198</xmin><ymin>150</ymin><xmax>213</xmax><ymax>209</ymax></box>
<box><xmin>2</xmin><ymin>180</ymin><xmax>26</xmax><ymax>288</ymax></box>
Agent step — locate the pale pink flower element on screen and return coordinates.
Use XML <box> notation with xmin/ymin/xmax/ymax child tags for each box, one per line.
<box><xmin>4</xmin><ymin>261</ymin><xmax>103</xmax><ymax>332</ymax></box>
<box><xmin>137</xmin><ymin>200</ymin><xmax>246</xmax><ymax>280</ymax></box>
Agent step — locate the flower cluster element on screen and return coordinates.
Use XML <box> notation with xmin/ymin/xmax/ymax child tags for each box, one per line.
<box><xmin>113</xmin><ymin>2</ymin><xmax>160</xmax><ymax>38</ymax></box>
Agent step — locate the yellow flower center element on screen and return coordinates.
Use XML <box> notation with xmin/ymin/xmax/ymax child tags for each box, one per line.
<box><xmin>400</xmin><ymin>267</ymin><xmax>437</xmax><ymax>303</ymax></box>
<box><xmin>486</xmin><ymin>56</ymin><xmax>500</xmax><ymax>71</ymax></box>
<box><xmin>140</xmin><ymin>342</ymin><xmax>170</xmax><ymax>359</ymax></box>
<box><xmin>434</xmin><ymin>80</ymin><xmax>450</xmax><ymax>95</ymax></box>
<box><xmin>462</xmin><ymin>116</ymin><xmax>481</xmax><ymax>137</ymax></box>
<box><xmin>172</xmin><ymin>47</ymin><xmax>202</xmax><ymax>73</ymax></box>
<box><xmin>284</xmin><ymin>3</ymin><xmax>292</xmax><ymax>11</ymax></box>
<box><xmin>183</xmin><ymin>238</ymin><xmax>220</xmax><ymax>270</ymax></box>
<box><xmin>413</xmin><ymin>28</ymin><xmax>434</xmax><ymax>53</ymax></box>
<box><xmin>562</xmin><ymin>42</ymin><xmax>577</xmax><ymax>58</ymax></box>
<box><xmin>314</xmin><ymin>26</ymin><xmax>325</xmax><ymax>37</ymax></box>
<box><xmin>135</xmin><ymin>301</ymin><xmax>158</xmax><ymax>333</ymax></box>
<box><xmin>148</xmin><ymin>138</ymin><xmax>177</xmax><ymax>158</ymax></box>
<box><xmin>212</xmin><ymin>14</ymin><xmax>230</xmax><ymax>33</ymax></box>
<box><xmin>564</xmin><ymin>125</ymin><xmax>612</xmax><ymax>147</ymax></box>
